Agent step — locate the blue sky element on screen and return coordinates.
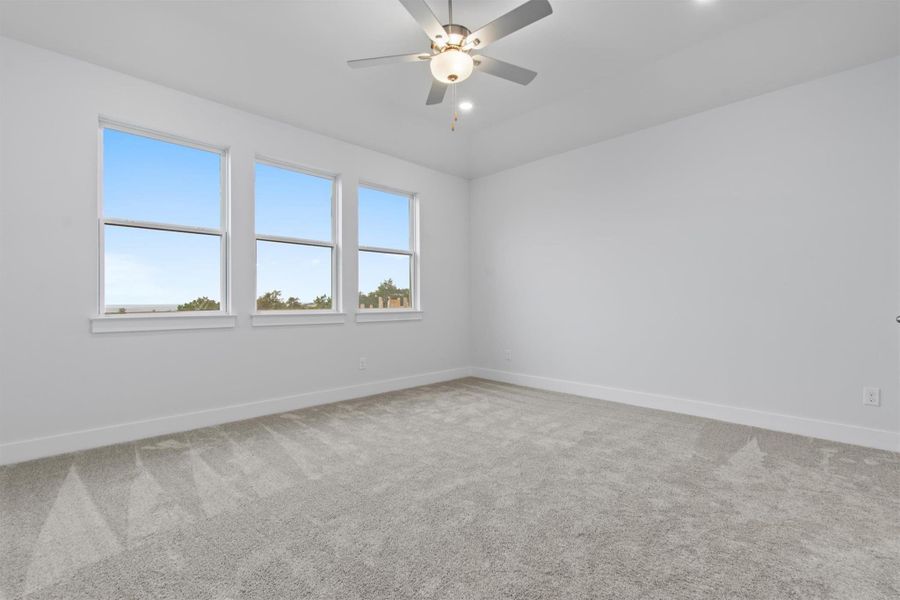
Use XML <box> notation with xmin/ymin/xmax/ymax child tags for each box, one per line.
<box><xmin>255</xmin><ymin>163</ymin><xmax>332</xmax><ymax>241</ymax></box>
<box><xmin>104</xmin><ymin>129</ymin><xmax>220</xmax><ymax>228</ymax></box>
<box><xmin>104</xmin><ymin>225</ymin><xmax>220</xmax><ymax>306</ymax></box>
<box><xmin>358</xmin><ymin>186</ymin><xmax>409</xmax><ymax>250</ymax></box>
<box><xmin>103</xmin><ymin>128</ymin><xmax>411</xmax><ymax>310</ymax></box>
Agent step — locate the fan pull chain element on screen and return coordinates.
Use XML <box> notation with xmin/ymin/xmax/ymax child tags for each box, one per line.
<box><xmin>450</xmin><ymin>83</ymin><xmax>459</xmax><ymax>131</ymax></box>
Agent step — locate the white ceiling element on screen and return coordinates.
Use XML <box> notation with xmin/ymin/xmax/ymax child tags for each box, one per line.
<box><xmin>1</xmin><ymin>0</ymin><xmax>898</xmax><ymax>178</ymax></box>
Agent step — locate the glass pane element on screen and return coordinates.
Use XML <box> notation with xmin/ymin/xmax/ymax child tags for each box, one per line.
<box><xmin>255</xmin><ymin>163</ymin><xmax>332</xmax><ymax>241</ymax></box>
<box><xmin>358</xmin><ymin>186</ymin><xmax>410</xmax><ymax>250</ymax></box>
<box><xmin>358</xmin><ymin>251</ymin><xmax>411</xmax><ymax>310</ymax></box>
<box><xmin>256</xmin><ymin>241</ymin><xmax>332</xmax><ymax>310</ymax></box>
<box><xmin>104</xmin><ymin>225</ymin><xmax>221</xmax><ymax>314</ymax></box>
<box><xmin>103</xmin><ymin>128</ymin><xmax>221</xmax><ymax>228</ymax></box>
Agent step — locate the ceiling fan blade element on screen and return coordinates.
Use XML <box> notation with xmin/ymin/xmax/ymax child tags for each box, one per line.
<box><xmin>464</xmin><ymin>0</ymin><xmax>552</xmax><ymax>50</ymax></box>
<box><xmin>398</xmin><ymin>0</ymin><xmax>447</xmax><ymax>43</ymax></box>
<box><xmin>473</xmin><ymin>55</ymin><xmax>537</xmax><ymax>85</ymax></box>
<box><xmin>426</xmin><ymin>80</ymin><xmax>448</xmax><ymax>105</ymax></box>
<box><xmin>347</xmin><ymin>52</ymin><xmax>432</xmax><ymax>69</ymax></box>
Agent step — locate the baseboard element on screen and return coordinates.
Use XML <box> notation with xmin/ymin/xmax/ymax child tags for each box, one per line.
<box><xmin>472</xmin><ymin>367</ymin><xmax>900</xmax><ymax>453</ymax></box>
<box><xmin>4</xmin><ymin>366</ymin><xmax>895</xmax><ymax>465</ymax></box>
<box><xmin>0</xmin><ymin>367</ymin><xmax>474</xmax><ymax>466</ymax></box>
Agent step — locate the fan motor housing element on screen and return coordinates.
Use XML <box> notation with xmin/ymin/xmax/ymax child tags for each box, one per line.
<box><xmin>432</xmin><ymin>24</ymin><xmax>472</xmax><ymax>50</ymax></box>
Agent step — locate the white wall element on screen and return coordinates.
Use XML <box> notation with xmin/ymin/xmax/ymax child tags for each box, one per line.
<box><xmin>0</xmin><ymin>38</ymin><xmax>470</xmax><ymax>462</ymax></box>
<box><xmin>470</xmin><ymin>57</ymin><xmax>900</xmax><ymax>450</ymax></box>
<box><xmin>1</xmin><ymin>38</ymin><xmax>897</xmax><ymax>461</ymax></box>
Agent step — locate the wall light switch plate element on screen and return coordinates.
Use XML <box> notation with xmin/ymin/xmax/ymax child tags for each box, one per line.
<box><xmin>359</xmin><ymin>357</ymin><xmax>367</xmax><ymax>371</ymax></box>
<box><xmin>863</xmin><ymin>387</ymin><xmax>881</xmax><ymax>407</ymax></box>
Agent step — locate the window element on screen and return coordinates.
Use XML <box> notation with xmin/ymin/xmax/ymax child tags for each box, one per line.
<box><xmin>358</xmin><ymin>184</ymin><xmax>418</xmax><ymax>316</ymax></box>
<box><xmin>99</xmin><ymin>124</ymin><xmax>227</xmax><ymax>317</ymax></box>
<box><xmin>254</xmin><ymin>160</ymin><xmax>338</xmax><ymax>313</ymax></box>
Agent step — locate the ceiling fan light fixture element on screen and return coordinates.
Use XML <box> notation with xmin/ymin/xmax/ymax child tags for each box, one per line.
<box><xmin>430</xmin><ymin>48</ymin><xmax>474</xmax><ymax>84</ymax></box>
<box><xmin>349</xmin><ymin>0</ymin><xmax>552</xmax><ymax>105</ymax></box>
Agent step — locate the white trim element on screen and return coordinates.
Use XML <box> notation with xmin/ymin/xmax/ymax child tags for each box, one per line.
<box><xmin>251</xmin><ymin>311</ymin><xmax>347</xmax><ymax>327</ymax></box>
<box><xmin>0</xmin><ymin>367</ymin><xmax>473</xmax><ymax>465</ymax></box>
<box><xmin>358</xmin><ymin>245</ymin><xmax>413</xmax><ymax>256</ymax></box>
<box><xmin>472</xmin><ymin>368</ymin><xmax>900</xmax><ymax>453</ymax></box>
<box><xmin>356</xmin><ymin>310</ymin><xmax>424</xmax><ymax>323</ymax></box>
<box><xmin>257</xmin><ymin>233</ymin><xmax>334</xmax><ymax>248</ymax></box>
<box><xmin>255</xmin><ymin>154</ymin><xmax>338</xmax><ymax>181</ymax></box>
<box><xmin>357</xmin><ymin>179</ymin><xmax>415</xmax><ymax>199</ymax></box>
<box><xmin>99</xmin><ymin>117</ymin><xmax>229</xmax><ymax>153</ymax></box>
<box><xmin>91</xmin><ymin>313</ymin><xmax>237</xmax><ymax>333</ymax></box>
<box><xmin>97</xmin><ymin>119</ymin><xmax>230</xmax><ymax>317</ymax></box>
<box><xmin>252</xmin><ymin>158</ymin><xmax>340</xmax><ymax>313</ymax></box>
<box><xmin>221</xmin><ymin>147</ymin><xmax>232</xmax><ymax>314</ymax></box>
<box><xmin>333</xmin><ymin>174</ymin><xmax>344</xmax><ymax>313</ymax></box>
<box><xmin>357</xmin><ymin>183</ymin><xmax>419</xmax><ymax>313</ymax></box>
<box><xmin>4</xmin><ymin>365</ymin><xmax>894</xmax><ymax>465</ymax></box>
<box><xmin>411</xmin><ymin>193</ymin><xmax>421</xmax><ymax>311</ymax></box>
<box><xmin>103</xmin><ymin>219</ymin><xmax>222</xmax><ymax>236</ymax></box>
<box><xmin>96</xmin><ymin>124</ymin><xmax>104</xmax><ymax>314</ymax></box>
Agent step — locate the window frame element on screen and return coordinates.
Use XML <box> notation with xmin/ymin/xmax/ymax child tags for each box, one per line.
<box><xmin>356</xmin><ymin>181</ymin><xmax>421</xmax><ymax>322</ymax></box>
<box><xmin>92</xmin><ymin>119</ymin><xmax>233</xmax><ymax>333</ymax></box>
<box><xmin>251</xmin><ymin>156</ymin><xmax>345</xmax><ymax>327</ymax></box>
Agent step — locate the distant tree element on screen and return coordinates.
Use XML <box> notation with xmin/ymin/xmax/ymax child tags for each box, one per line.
<box><xmin>257</xmin><ymin>290</ymin><xmax>289</xmax><ymax>311</ymax></box>
<box><xmin>375</xmin><ymin>279</ymin><xmax>401</xmax><ymax>296</ymax></box>
<box><xmin>311</xmin><ymin>294</ymin><xmax>332</xmax><ymax>309</ymax></box>
<box><xmin>358</xmin><ymin>278</ymin><xmax>410</xmax><ymax>308</ymax></box>
<box><xmin>177</xmin><ymin>296</ymin><xmax>220</xmax><ymax>311</ymax></box>
<box><xmin>256</xmin><ymin>290</ymin><xmax>332</xmax><ymax>310</ymax></box>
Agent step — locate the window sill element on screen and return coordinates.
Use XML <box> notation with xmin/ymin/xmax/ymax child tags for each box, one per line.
<box><xmin>251</xmin><ymin>311</ymin><xmax>347</xmax><ymax>327</ymax></box>
<box><xmin>355</xmin><ymin>310</ymin><xmax>423</xmax><ymax>323</ymax></box>
<box><xmin>91</xmin><ymin>313</ymin><xmax>237</xmax><ymax>333</ymax></box>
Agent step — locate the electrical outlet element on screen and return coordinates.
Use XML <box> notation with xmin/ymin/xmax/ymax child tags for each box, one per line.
<box><xmin>359</xmin><ymin>357</ymin><xmax>367</xmax><ymax>371</ymax></box>
<box><xmin>504</xmin><ymin>349</ymin><xmax>511</xmax><ymax>361</ymax></box>
<box><xmin>863</xmin><ymin>387</ymin><xmax>881</xmax><ymax>407</ymax></box>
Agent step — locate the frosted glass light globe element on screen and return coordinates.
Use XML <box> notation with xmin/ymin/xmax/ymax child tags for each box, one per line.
<box><xmin>430</xmin><ymin>49</ymin><xmax>474</xmax><ymax>84</ymax></box>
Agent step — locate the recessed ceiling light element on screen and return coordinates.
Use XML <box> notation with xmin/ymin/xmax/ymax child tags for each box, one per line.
<box><xmin>459</xmin><ymin>101</ymin><xmax>474</xmax><ymax>111</ymax></box>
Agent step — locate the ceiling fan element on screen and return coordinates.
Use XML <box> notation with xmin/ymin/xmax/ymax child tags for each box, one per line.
<box><xmin>348</xmin><ymin>0</ymin><xmax>553</xmax><ymax>106</ymax></box>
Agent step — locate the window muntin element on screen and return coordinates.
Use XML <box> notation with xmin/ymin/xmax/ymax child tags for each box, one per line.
<box><xmin>358</xmin><ymin>185</ymin><xmax>416</xmax><ymax>311</ymax></box>
<box><xmin>254</xmin><ymin>160</ymin><xmax>337</xmax><ymax>311</ymax></box>
<box><xmin>100</xmin><ymin>124</ymin><xmax>227</xmax><ymax>315</ymax></box>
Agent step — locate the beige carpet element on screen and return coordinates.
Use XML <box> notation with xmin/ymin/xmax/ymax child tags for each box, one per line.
<box><xmin>1</xmin><ymin>378</ymin><xmax>898</xmax><ymax>599</ymax></box>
